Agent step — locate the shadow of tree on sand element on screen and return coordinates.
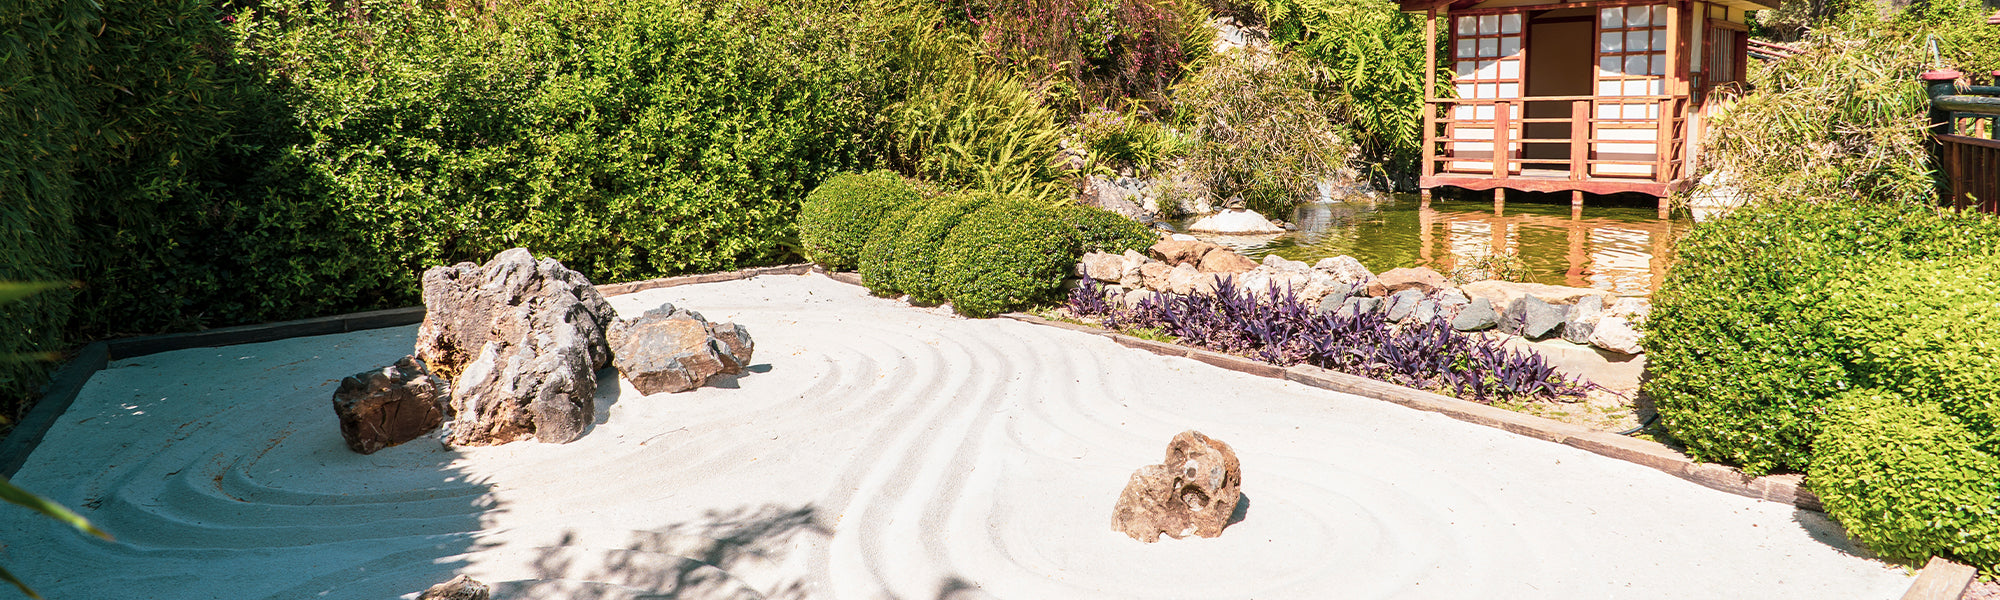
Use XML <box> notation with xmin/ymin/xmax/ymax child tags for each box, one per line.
<box><xmin>501</xmin><ymin>504</ymin><xmax>828</xmax><ymax>599</ymax></box>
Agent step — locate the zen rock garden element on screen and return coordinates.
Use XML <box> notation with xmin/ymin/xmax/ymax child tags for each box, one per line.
<box><xmin>1074</xmin><ymin>238</ymin><xmax>1652</xmax><ymax>356</ymax></box>
<box><xmin>327</xmin><ymin>248</ymin><xmax>755</xmax><ymax>455</ymax></box>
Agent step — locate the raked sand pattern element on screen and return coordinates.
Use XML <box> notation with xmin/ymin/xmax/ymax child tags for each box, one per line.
<box><xmin>2</xmin><ymin>273</ymin><xmax>1909</xmax><ymax>599</ymax></box>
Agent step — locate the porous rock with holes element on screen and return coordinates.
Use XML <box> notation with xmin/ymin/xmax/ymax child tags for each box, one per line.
<box><xmin>1112</xmin><ymin>430</ymin><xmax>1243</xmax><ymax>543</ymax></box>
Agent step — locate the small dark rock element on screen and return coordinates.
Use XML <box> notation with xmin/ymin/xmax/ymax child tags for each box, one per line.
<box><xmin>1336</xmin><ymin>296</ymin><xmax>1382</xmax><ymax>319</ymax></box>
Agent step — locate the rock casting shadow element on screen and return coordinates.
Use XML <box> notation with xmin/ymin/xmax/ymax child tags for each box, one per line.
<box><xmin>592</xmin><ymin>368</ymin><xmax>623</xmax><ymax>426</ymax></box>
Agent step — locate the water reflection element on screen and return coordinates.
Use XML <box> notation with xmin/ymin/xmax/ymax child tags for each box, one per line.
<box><xmin>1177</xmin><ymin>194</ymin><xmax>1685</xmax><ymax>296</ymax></box>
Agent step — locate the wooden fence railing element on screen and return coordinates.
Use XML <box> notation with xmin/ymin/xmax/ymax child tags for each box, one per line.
<box><xmin>1422</xmin><ymin>95</ymin><xmax>1688</xmax><ymax>186</ymax></box>
<box><xmin>1923</xmin><ymin>70</ymin><xmax>2000</xmax><ymax>213</ymax></box>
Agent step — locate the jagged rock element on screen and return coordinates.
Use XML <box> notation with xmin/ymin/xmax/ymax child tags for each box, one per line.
<box><xmin>1313</xmin><ymin>256</ymin><xmax>1374</xmax><ymax>283</ymax></box>
<box><xmin>1461</xmin><ymin>280</ymin><xmax>1607</xmax><ymax>310</ymax></box>
<box><xmin>1197</xmin><ymin>248</ymin><xmax>1259</xmax><ymax>274</ymax></box>
<box><xmin>1336</xmin><ymin>296</ymin><xmax>1381</xmax><ymax>319</ymax></box>
<box><xmin>1315</xmin><ymin>285</ymin><xmax>1352</xmax><ymax>316</ymax></box>
<box><xmin>1506</xmin><ymin>295</ymin><xmax>1569</xmax><ymax>340</ymax></box>
<box><xmin>1452</xmin><ymin>298</ymin><xmax>1499</xmax><ymax>331</ymax></box>
<box><xmin>1437</xmin><ymin>288</ymin><xmax>1471</xmax><ymax>308</ymax></box>
<box><xmin>1260</xmin><ymin>254</ymin><xmax>1310</xmax><ymax>273</ymax></box>
<box><xmin>416</xmin><ymin>248</ymin><xmax>615</xmax><ymax>446</ymax></box>
<box><xmin>1080</xmin><ymin>252</ymin><xmax>1126</xmax><ymax>282</ymax></box>
<box><xmin>1166</xmin><ymin>263</ymin><xmax>1208</xmax><ymax>295</ymax></box>
<box><xmin>1411</xmin><ymin>299</ymin><xmax>1441</xmax><ymax>324</ymax></box>
<box><xmin>1384</xmin><ymin>289</ymin><xmax>1426</xmax><ymax>322</ymax></box>
<box><xmin>609</xmin><ymin>305</ymin><xmax>753</xmax><ymax>395</ymax></box>
<box><xmin>1112</xmin><ymin>430</ymin><xmax>1243</xmax><ymax>543</ymax></box>
<box><xmin>419</xmin><ymin>575</ymin><xmax>491</xmax><ymax>600</ymax></box>
<box><xmin>1139</xmin><ymin>261</ymin><xmax>1175</xmax><ymax>292</ymax></box>
<box><xmin>1608</xmin><ymin>297</ymin><xmax>1652</xmax><ymax>324</ymax></box>
<box><xmin>331</xmin><ymin>356</ymin><xmax>449</xmax><ymax>455</ymax></box>
<box><xmin>1367</xmin><ymin>267</ymin><xmax>1449</xmax><ymax>297</ymax></box>
<box><xmin>1590</xmin><ymin>315</ymin><xmax>1645</xmax><ymax>354</ymax></box>
<box><xmin>1563</xmin><ymin>295</ymin><xmax>1605</xmax><ymax>345</ymax></box>
<box><xmin>1119</xmin><ymin>250</ymin><xmax>1149</xmax><ymax>288</ymax></box>
<box><xmin>1150</xmin><ymin>240</ymin><xmax>1220</xmax><ymax>266</ymax></box>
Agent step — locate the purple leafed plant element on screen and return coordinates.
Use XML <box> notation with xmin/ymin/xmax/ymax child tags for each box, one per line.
<box><xmin>1068</xmin><ymin>279</ymin><xmax>1591</xmax><ymax>404</ymax></box>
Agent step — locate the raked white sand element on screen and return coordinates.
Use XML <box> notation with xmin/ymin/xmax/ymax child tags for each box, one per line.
<box><xmin>1</xmin><ymin>273</ymin><xmax>1909</xmax><ymax>599</ymax></box>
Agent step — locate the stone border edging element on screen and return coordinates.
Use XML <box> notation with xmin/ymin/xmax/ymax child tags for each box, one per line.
<box><xmin>992</xmin><ymin>312</ymin><xmax>1824</xmax><ymax>513</ymax></box>
<box><xmin>0</xmin><ymin>263</ymin><xmax>813</xmax><ymax>478</ymax></box>
<box><xmin>1903</xmin><ymin>557</ymin><xmax>1978</xmax><ymax>600</ymax></box>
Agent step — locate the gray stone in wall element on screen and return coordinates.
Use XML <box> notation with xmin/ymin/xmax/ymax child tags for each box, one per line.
<box><xmin>1384</xmin><ymin>289</ymin><xmax>1425</xmax><ymax>322</ymax></box>
<box><xmin>1452</xmin><ymin>298</ymin><xmax>1499</xmax><ymax>331</ymax></box>
<box><xmin>1563</xmin><ymin>295</ymin><xmax>1605</xmax><ymax>345</ymax></box>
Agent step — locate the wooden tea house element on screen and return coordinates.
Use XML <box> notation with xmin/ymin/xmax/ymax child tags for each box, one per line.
<box><xmin>1401</xmin><ymin>0</ymin><xmax>1773</xmax><ymax>216</ymax></box>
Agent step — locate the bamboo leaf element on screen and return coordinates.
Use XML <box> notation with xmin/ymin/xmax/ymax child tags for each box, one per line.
<box><xmin>0</xmin><ymin>477</ymin><xmax>111</xmax><ymax>541</ymax></box>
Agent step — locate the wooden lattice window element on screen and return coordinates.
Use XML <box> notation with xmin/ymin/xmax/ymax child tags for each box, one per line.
<box><xmin>1452</xmin><ymin>12</ymin><xmax>1525</xmax><ymax>120</ymax></box>
<box><xmin>1595</xmin><ymin>5</ymin><xmax>1668</xmax><ymax>120</ymax></box>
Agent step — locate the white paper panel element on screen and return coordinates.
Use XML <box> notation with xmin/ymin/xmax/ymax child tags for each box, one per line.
<box><xmin>1600</xmin><ymin>56</ymin><xmax>1621</xmax><ymax>75</ymax></box>
<box><xmin>1479</xmin><ymin>15</ymin><xmax>1499</xmax><ymax>33</ymax></box>
<box><xmin>1497</xmin><ymin>82</ymin><xmax>1519</xmax><ymax>98</ymax></box>
<box><xmin>1598</xmin><ymin>80</ymin><xmax>1622</xmax><ymax>96</ymax></box>
<box><xmin>1600</xmin><ymin>7</ymin><xmax>1623</xmax><ymax>28</ymax></box>
<box><xmin>1457</xmin><ymin>61</ymin><xmax>1476</xmax><ymax>77</ymax></box>
<box><xmin>1500</xmin><ymin>37</ymin><xmax>1521</xmax><ymax>56</ymax></box>
<box><xmin>1475</xmin><ymin>105</ymin><xmax>1495</xmax><ymax>120</ymax></box>
<box><xmin>1653</xmin><ymin>5</ymin><xmax>1669</xmax><ymax>26</ymax></box>
<box><xmin>1458</xmin><ymin>16</ymin><xmax>1476</xmax><ymax>35</ymax></box>
<box><xmin>1501</xmin><ymin>14</ymin><xmax>1522</xmax><ymax>34</ymax></box>
<box><xmin>1458</xmin><ymin>39</ymin><xmax>1476</xmax><ymax>59</ymax></box>
<box><xmin>1648</xmin><ymin>52</ymin><xmax>1667</xmax><ymax>75</ymax></box>
<box><xmin>1477</xmin><ymin>83</ymin><xmax>1497</xmax><ymax>98</ymax></box>
<box><xmin>1456</xmin><ymin>105</ymin><xmax>1475</xmax><ymax>119</ymax></box>
<box><xmin>1627</xmin><ymin>6</ymin><xmax>1650</xmax><ymax>26</ymax></box>
<box><xmin>1625</xmin><ymin>55</ymin><xmax>1648</xmax><ymax>74</ymax></box>
<box><xmin>1600</xmin><ymin>32</ymin><xmax>1623</xmax><ymax>53</ymax></box>
<box><xmin>1623</xmin><ymin>80</ymin><xmax>1650</xmax><ymax>96</ymax></box>
<box><xmin>1498</xmin><ymin>60</ymin><xmax>1520</xmax><ymax>78</ymax></box>
<box><xmin>1627</xmin><ymin>31</ymin><xmax>1650</xmax><ymax>51</ymax></box>
<box><xmin>1457</xmin><ymin>83</ymin><xmax>1476</xmax><ymax>97</ymax></box>
<box><xmin>1476</xmin><ymin>60</ymin><xmax>1499</xmax><ymax>78</ymax></box>
<box><xmin>1479</xmin><ymin>38</ymin><xmax>1500</xmax><ymax>57</ymax></box>
<box><xmin>1622</xmin><ymin>103</ymin><xmax>1648</xmax><ymax>119</ymax></box>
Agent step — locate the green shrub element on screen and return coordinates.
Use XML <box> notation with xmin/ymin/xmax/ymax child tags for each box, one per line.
<box><xmin>859</xmin><ymin>199</ymin><xmax>935</xmax><ymax>296</ymax></box>
<box><xmin>886</xmin><ymin>67</ymin><xmax>1072</xmax><ymax>202</ymax></box>
<box><xmin>1809</xmin><ymin>389</ymin><xmax>2000</xmax><ymax>571</ymax></box>
<box><xmin>1813</xmin><ymin>258</ymin><xmax>2000</xmax><ymax>434</ymax></box>
<box><xmin>1059</xmin><ymin>203</ymin><xmax>1159</xmax><ymax>254</ymax></box>
<box><xmin>1078</xmin><ymin>105</ymin><xmax>1182</xmax><ymax>171</ymax></box>
<box><xmin>1644</xmin><ymin>201</ymin><xmax>2000</xmax><ymax>474</ymax></box>
<box><xmin>940</xmin><ymin>198</ymin><xmax>1081</xmax><ymax>318</ymax></box>
<box><xmin>1255</xmin><ymin>0</ymin><xmax>1440</xmax><ymax>182</ymax></box>
<box><xmin>891</xmin><ymin>191</ymin><xmax>1001</xmax><ymax>304</ymax></box>
<box><xmin>800</xmin><ymin>171</ymin><xmax>923</xmax><ymax>271</ymax></box>
<box><xmin>0</xmin><ymin>0</ymin><xmax>92</xmax><ymax>422</ymax></box>
<box><xmin>1172</xmin><ymin>50</ymin><xmax>1351</xmax><ymax>215</ymax></box>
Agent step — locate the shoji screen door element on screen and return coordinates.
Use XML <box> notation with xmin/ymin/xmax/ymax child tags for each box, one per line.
<box><xmin>1448</xmin><ymin>12</ymin><xmax>1524</xmax><ymax>174</ymax></box>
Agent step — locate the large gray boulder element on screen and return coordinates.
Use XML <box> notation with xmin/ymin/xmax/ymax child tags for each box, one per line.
<box><xmin>331</xmin><ymin>356</ymin><xmax>448</xmax><ymax>454</ymax></box>
<box><xmin>1384</xmin><ymin>289</ymin><xmax>1426</xmax><ymax>322</ymax></box>
<box><xmin>1451</xmin><ymin>298</ymin><xmax>1499</xmax><ymax>331</ymax></box>
<box><xmin>609</xmin><ymin>305</ymin><xmax>755</xmax><ymax>395</ymax></box>
<box><xmin>415</xmin><ymin>248</ymin><xmax>615</xmax><ymax>446</ymax></box>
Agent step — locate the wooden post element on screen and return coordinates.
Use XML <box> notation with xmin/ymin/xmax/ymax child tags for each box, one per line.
<box><xmin>1566</xmin><ymin>210</ymin><xmax>1586</xmax><ymax>287</ymax></box>
<box><xmin>1421</xmin><ymin>188</ymin><xmax>1433</xmax><ymax>208</ymax></box>
<box><xmin>1570</xmin><ymin>99</ymin><xmax>1589</xmax><ymax>181</ymax></box>
<box><xmin>1571</xmin><ymin>190</ymin><xmax>1584</xmax><ymax>217</ymax></box>
<box><xmin>1657</xmin><ymin>194</ymin><xmax>1670</xmax><ymax>219</ymax></box>
<box><xmin>1494</xmin><ymin>187</ymin><xmax>1506</xmax><ymax>216</ymax></box>
<box><xmin>1424</xmin><ymin>7</ymin><xmax>1439</xmax><ymax>181</ymax></box>
<box><xmin>1493</xmin><ymin>100</ymin><xmax>1512</xmax><ymax>179</ymax></box>
<box><xmin>1662</xmin><ymin>1</ymin><xmax>1682</xmax><ymax>185</ymax></box>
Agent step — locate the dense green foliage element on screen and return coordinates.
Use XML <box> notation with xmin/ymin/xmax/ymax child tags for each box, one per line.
<box><xmin>1813</xmin><ymin>258</ymin><xmax>2000</xmax><ymax>432</ymax></box>
<box><xmin>859</xmin><ymin>200</ymin><xmax>935</xmax><ymax>296</ymax></box>
<box><xmin>800</xmin><ymin>172</ymin><xmax>923</xmax><ymax>271</ymax></box>
<box><xmin>1644</xmin><ymin>201</ymin><xmax>2000</xmax><ymax>474</ymax></box>
<box><xmin>886</xmin><ymin>67</ymin><xmax>1073</xmax><ymax>201</ymax></box>
<box><xmin>959</xmin><ymin>0</ymin><xmax>1214</xmax><ymax>111</ymax></box>
<box><xmin>890</xmin><ymin>191</ymin><xmax>1002</xmax><ymax>304</ymax></box>
<box><xmin>940</xmin><ymin>198</ymin><xmax>1082</xmax><ymax>317</ymax></box>
<box><xmin>1173</xmin><ymin>50</ymin><xmax>1351</xmax><ymax>213</ymax></box>
<box><xmin>1255</xmin><ymin>0</ymin><xmax>1438</xmax><ymax>180</ymax></box>
<box><xmin>1810</xmin><ymin>389</ymin><xmax>1999</xmax><ymax>571</ymax></box>
<box><xmin>0</xmin><ymin>0</ymin><xmax>92</xmax><ymax>419</ymax></box>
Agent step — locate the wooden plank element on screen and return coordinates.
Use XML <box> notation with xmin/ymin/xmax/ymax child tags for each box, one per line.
<box><xmin>1571</xmin><ymin>99</ymin><xmax>1590</xmax><ymax>180</ymax></box>
<box><xmin>1493</xmin><ymin>100</ymin><xmax>1512</xmax><ymax>179</ymax></box>
<box><xmin>1900</xmin><ymin>557</ymin><xmax>1977</xmax><ymax>600</ymax></box>
<box><xmin>1421</xmin><ymin>174</ymin><xmax>1671</xmax><ymax>195</ymax></box>
<box><xmin>1425</xmin><ymin>8</ymin><xmax>1439</xmax><ymax>179</ymax></box>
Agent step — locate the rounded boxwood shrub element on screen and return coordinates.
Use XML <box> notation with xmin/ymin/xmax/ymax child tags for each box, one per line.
<box><xmin>1059</xmin><ymin>203</ymin><xmax>1158</xmax><ymax>255</ymax></box>
<box><xmin>1644</xmin><ymin>200</ymin><xmax>2000</xmax><ymax>474</ymax></box>
<box><xmin>939</xmin><ymin>198</ymin><xmax>1080</xmax><ymax>318</ymax></box>
<box><xmin>1809</xmin><ymin>389</ymin><xmax>2000</xmax><ymax>571</ymax></box>
<box><xmin>799</xmin><ymin>171</ymin><xmax>921</xmax><ymax>271</ymax></box>
<box><xmin>891</xmin><ymin>191</ymin><xmax>1000</xmax><ymax>305</ymax></box>
<box><xmin>1813</xmin><ymin>257</ymin><xmax>2000</xmax><ymax>433</ymax></box>
<box><xmin>858</xmin><ymin>199</ymin><xmax>933</xmax><ymax>296</ymax></box>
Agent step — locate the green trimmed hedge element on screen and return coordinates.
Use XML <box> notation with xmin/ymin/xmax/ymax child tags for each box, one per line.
<box><xmin>891</xmin><ymin>191</ymin><xmax>1001</xmax><ymax>305</ymax></box>
<box><xmin>1810</xmin><ymin>389</ymin><xmax>1999</xmax><ymax>571</ymax></box>
<box><xmin>800</xmin><ymin>171</ymin><xmax>923</xmax><ymax>271</ymax></box>
<box><xmin>859</xmin><ymin>200</ymin><xmax>933</xmax><ymax>296</ymax></box>
<box><xmin>1060</xmin><ymin>203</ymin><xmax>1158</xmax><ymax>255</ymax></box>
<box><xmin>1644</xmin><ymin>200</ymin><xmax>2000</xmax><ymax>474</ymax></box>
<box><xmin>940</xmin><ymin>198</ymin><xmax>1080</xmax><ymax>318</ymax></box>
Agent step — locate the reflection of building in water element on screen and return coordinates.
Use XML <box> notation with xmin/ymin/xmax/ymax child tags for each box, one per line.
<box><xmin>1418</xmin><ymin>206</ymin><xmax>1672</xmax><ymax>295</ymax></box>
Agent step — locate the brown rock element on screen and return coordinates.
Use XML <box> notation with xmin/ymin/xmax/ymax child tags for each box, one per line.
<box><xmin>1079</xmin><ymin>251</ymin><xmax>1126</xmax><ymax>282</ymax></box>
<box><xmin>1196</xmin><ymin>248</ymin><xmax>1258</xmax><ymax>274</ymax></box>
<box><xmin>415</xmin><ymin>248</ymin><xmax>616</xmax><ymax>446</ymax></box>
<box><xmin>331</xmin><ymin>356</ymin><xmax>448</xmax><ymax>454</ymax></box>
<box><xmin>608</xmin><ymin>306</ymin><xmax>755</xmax><ymax>395</ymax></box>
<box><xmin>1139</xmin><ymin>261</ymin><xmax>1175</xmax><ymax>292</ymax></box>
<box><xmin>1149</xmin><ymin>239</ymin><xmax>1221</xmax><ymax>266</ymax></box>
<box><xmin>1366</xmin><ymin>267</ymin><xmax>1449</xmax><ymax>297</ymax></box>
<box><xmin>1111</xmin><ymin>430</ymin><xmax>1243</xmax><ymax>543</ymax></box>
<box><xmin>419</xmin><ymin>575</ymin><xmax>490</xmax><ymax>600</ymax></box>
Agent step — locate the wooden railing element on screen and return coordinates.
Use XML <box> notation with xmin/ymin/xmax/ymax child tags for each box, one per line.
<box><xmin>1923</xmin><ymin>70</ymin><xmax>2000</xmax><ymax>214</ymax></box>
<box><xmin>1421</xmin><ymin>95</ymin><xmax>1688</xmax><ymax>186</ymax></box>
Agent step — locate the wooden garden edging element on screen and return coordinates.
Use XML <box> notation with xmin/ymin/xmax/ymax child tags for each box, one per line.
<box><xmin>0</xmin><ymin>263</ymin><xmax>812</xmax><ymax>478</ymax></box>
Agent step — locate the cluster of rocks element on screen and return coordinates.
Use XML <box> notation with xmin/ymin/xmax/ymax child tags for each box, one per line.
<box><xmin>1074</xmin><ymin>240</ymin><xmax>1651</xmax><ymax>355</ymax></box>
<box><xmin>1112</xmin><ymin>430</ymin><xmax>1243</xmax><ymax>543</ymax></box>
<box><xmin>329</xmin><ymin>248</ymin><xmax>756</xmax><ymax>454</ymax></box>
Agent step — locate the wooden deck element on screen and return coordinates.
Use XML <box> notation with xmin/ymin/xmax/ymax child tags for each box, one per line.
<box><xmin>1423</xmin><ymin>169</ymin><xmax>1678</xmax><ymax>196</ymax></box>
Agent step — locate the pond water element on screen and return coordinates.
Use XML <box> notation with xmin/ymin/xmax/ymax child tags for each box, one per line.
<box><xmin>1176</xmin><ymin>194</ymin><xmax>1690</xmax><ymax>296</ymax></box>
